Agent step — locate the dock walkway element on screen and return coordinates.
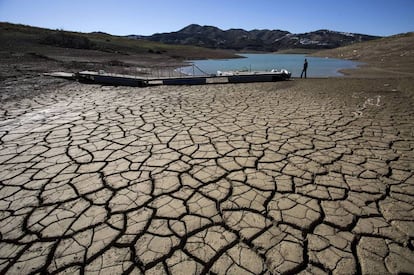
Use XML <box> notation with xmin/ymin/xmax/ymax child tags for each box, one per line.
<box><xmin>45</xmin><ymin>70</ymin><xmax>291</xmax><ymax>87</ymax></box>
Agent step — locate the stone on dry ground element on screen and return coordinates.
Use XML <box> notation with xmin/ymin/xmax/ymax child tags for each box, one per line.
<box><xmin>0</xmin><ymin>79</ymin><xmax>413</xmax><ymax>274</ymax></box>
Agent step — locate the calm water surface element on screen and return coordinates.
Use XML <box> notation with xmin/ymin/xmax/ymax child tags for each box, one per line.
<box><xmin>179</xmin><ymin>53</ymin><xmax>361</xmax><ymax>77</ymax></box>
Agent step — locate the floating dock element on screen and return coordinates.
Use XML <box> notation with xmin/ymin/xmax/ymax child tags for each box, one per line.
<box><xmin>76</xmin><ymin>71</ymin><xmax>147</xmax><ymax>87</ymax></box>
<box><xmin>45</xmin><ymin>70</ymin><xmax>291</xmax><ymax>87</ymax></box>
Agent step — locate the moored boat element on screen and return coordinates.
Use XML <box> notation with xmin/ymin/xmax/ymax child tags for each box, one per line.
<box><xmin>217</xmin><ymin>69</ymin><xmax>291</xmax><ymax>83</ymax></box>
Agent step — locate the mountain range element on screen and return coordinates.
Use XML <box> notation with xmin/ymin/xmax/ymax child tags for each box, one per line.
<box><xmin>133</xmin><ymin>24</ymin><xmax>380</xmax><ymax>52</ymax></box>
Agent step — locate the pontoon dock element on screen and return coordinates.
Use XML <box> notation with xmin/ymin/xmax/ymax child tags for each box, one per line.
<box><xmin>45</xmin><ymin>70</ymin><xmax>291</xmax><ymax>87</ymax></box>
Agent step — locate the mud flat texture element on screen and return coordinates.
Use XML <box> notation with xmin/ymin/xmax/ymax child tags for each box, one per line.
<box><xmin>0</xmin><ymin>75</ymin><xmax>413</xmax><ymax>274</ymax></box>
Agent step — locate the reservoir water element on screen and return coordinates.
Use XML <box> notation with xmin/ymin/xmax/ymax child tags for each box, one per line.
<box><xmin>179</xmin><ymin>53</ymin><xmax>361</xmax><ymax>77</ymax></box>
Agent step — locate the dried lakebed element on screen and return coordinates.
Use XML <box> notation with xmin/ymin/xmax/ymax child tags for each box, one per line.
<box><xmin>0</xmin><ymin>79</ymin><xmax>413</xmax><ymax>274</ymax></box>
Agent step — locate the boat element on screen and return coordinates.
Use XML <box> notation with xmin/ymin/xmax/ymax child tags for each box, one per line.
<box><xmin>218</xmin><ymin>69</ymin><xmax>291</xmax><ymax>83</ymax></box>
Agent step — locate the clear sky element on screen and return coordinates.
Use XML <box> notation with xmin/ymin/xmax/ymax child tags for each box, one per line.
<box><xmin>0</xmin><ymin>0</ymin><xmax>413</xmax><ymax>36</ymax></box>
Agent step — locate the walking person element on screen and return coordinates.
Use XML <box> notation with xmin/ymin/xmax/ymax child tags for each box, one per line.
<box><xmin>300</xmin><ymin>58</ymin><xmax>308</xmax><ymax>78</ymax></box>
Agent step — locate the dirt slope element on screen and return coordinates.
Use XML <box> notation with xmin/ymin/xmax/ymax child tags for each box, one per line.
<box><xmin>313</xmin><ymin>32</ymin><xmax>414</xmax><ymax>77</ymax></box>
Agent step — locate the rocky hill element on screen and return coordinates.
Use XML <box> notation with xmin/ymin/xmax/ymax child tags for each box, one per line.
<box><xmin>139</xmin><ymin>24</ymin><xmax>380</xmax><ymax>51</ymax></box>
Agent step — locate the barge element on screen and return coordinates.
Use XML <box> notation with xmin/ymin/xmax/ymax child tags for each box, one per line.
<box><xmin>45</xmin><ymin>69</ymin><xmax>291</xmax><ymax>87</ymax></box>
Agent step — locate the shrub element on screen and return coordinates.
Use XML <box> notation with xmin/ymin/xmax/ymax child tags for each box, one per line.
<box><xmin>40</xmin><ymin>31</ymin><xmax>96</xmax><ymax>49</ymax></box>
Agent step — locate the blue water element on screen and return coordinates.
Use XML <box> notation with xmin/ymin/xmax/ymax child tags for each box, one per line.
<box><xmin>179</xmin><ymin>53</ymin><xmax>361</xmax><ymax>77</ymax></box>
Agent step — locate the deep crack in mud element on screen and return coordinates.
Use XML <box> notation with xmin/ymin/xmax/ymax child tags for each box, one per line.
<box><xmin>0</xmin><ymin>79</ymin><xmax>413</xmax><ymax>274</ymax></box>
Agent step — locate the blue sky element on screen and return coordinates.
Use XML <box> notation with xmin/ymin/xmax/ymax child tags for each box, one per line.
<box><xmin>0</xmin><ymin>0</ymin><xmax>413</xmax><ymax>36</ymax></box>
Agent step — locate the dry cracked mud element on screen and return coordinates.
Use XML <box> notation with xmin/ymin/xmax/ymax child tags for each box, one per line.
<box><xmin>0</xmin><ymin>78</ymin><xmax>413</xmax><ymax>274</ymax></box>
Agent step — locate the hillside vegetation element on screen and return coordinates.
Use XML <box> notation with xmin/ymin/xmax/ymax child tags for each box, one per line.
<box><xmin>0</xmin><ymin>22</ymin><xmax>236</xmax><ymax>65</ymax></box>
